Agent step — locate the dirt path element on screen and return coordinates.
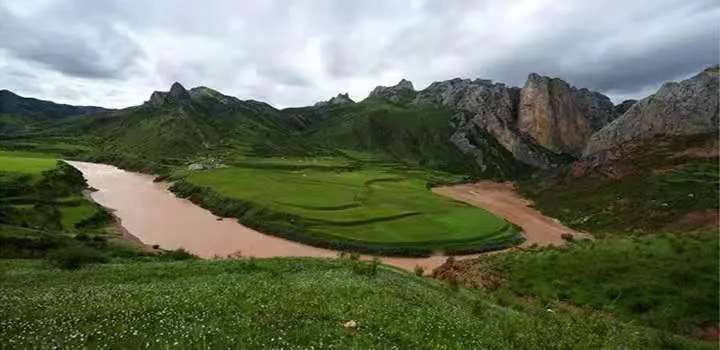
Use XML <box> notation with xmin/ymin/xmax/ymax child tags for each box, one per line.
<box><xmin>433</xmin><ymin>181</ymin><xmax>586</xmax><ymax>247</ymax></box>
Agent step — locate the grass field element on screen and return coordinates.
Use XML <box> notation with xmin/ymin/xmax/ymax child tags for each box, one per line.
<box><xmin>0</xmin><ymin>257</ymin><xmax>707</xmax><ymax>349</ymax></box>
<box><xmin>184</xmin><ymin>160</ymin><xmax>519</xmax><ymax>250</ymax></box>
<box><xmin>0</xmin><ymin>151</ymin><xmax>102</xmax><ymax>232</ymax></box>
<box><xmin>0</xmin><ymin>151</ymin><xmax>58</xmax><ymax>173</ymax></box>
<box><xmin>457</xmin><ymin>231</ymin><xmax>719</xmax><ymax>338</ymax></box>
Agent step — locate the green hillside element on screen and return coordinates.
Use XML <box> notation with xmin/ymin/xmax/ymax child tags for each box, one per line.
<box><xmin>4</xmin><ymin>84</ymin><xmax>524</xmax><ymax>180</ymax></box>
<box><xmin>0</xmin><ymin>258</ymin><xmax>707</xmax><ymax>349</ymax></box>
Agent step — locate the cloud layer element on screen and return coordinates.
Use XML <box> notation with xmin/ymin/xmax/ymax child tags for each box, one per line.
<box><xmin>1</xmin><ymin>0</ymin><xmax>718</xmax><ymax>108</ymax></box>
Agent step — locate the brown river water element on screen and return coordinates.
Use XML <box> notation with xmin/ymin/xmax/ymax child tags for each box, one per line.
<box><xmin>67</xmin><ymin>161</ymin><xmax>464</xmax><ymax>272</ymax></box>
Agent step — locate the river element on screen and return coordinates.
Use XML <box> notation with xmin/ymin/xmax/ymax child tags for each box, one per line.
<box><xmin>67</xmin><ymin>161</ymin><xmax>461</xmax><ymax>272</ymax></box>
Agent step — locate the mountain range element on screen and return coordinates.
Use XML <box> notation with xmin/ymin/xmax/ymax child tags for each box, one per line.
<box><xmin>1</xmin><ymin>65</ymin><xmax>717</xmax><ymax>179</ymax></box>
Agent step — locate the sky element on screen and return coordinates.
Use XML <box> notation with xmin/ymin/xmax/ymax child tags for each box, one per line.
<box><xmin>0</xmin><ymin>0</ymin><xmax>718</xmax><ymax>109</ymax></box>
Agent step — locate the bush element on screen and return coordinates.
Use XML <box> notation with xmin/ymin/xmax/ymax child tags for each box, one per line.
<box><xmin>560</xmin><ymin>233</ymin><xmax>575</xmax><ymax>242</ymax></box>
<box><xmin>447</xmin><ymin>276</ymin><xmax>460</xmax><ymax>292</ymax></box>
<box><xmin>414</xmin><ymin>265</ymin><xmax>425</xmax><ymax>276</ymax></box>
<box><xmin>159</xmin><ymin>248</ymin><xmax>198</xmax><ymax>261</ymax></box>
<box><xmin>74</xmin><ymin>233</ymin><xmax>90</xmax><ymax>242</ymax></box>
<box><xmin>47</xmin><ymin>246</ymin><xmax>109</xmax><ymax>270</ymax></box>
<box><xmin>352</xmin><ymin>258</ymin><xmax>379</xmax><ymax>277</ymax></box>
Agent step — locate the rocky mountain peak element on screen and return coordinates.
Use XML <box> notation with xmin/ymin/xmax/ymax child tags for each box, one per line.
<box><xmin>396</xmin><ymin>79</ymin><xmax>414</xmax><ymax>90</ymax></box>
<box><xmin>584</xmin><ymin>65</ymin><xmax>719</xmax><ymax>156</ymax></box>
<box><xmin>314</xmin><ymin>93</ymin><xmax>355</xmax><ymax>107</ymax></box>
<box><xmin>148</xmin><ymin>82</ymin><xmax>192</xmax><ymax>107</ymax></box>
<box><xmin>368</xmin><ymin>79</ymin><xmax>417</xmax><ymax>104</ymax></box>
<box><xmin>169</xmin><ymin>82</ymin><xmax>190</xmax><ymax>99</ymax></box>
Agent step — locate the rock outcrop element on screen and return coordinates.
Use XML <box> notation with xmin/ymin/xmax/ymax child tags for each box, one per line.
<box><xmin>314</xmin><ymin>93</ymin><xmax>355</xmax><ymax>107</ymax></box>
<box><xmin>584</xmin><ymin>66</ymin><xmax>719</xmax><ymax>156</ymax></box>
<box><xmin>149</xmin><ymin>82</ymin><xmax>191</xmax><ymax>106</ymax></box>
<box><xmin>413</xmin><ymin>78</ymin><xmax>557</xmax><ymax>168</ymax></box>
<box><xmin>517</xmin><ymin>74</ymin><xmax>614</xmax><ymax>156</ymax></box>
<box><xmin>368</xmin><ymin>79</ymin><xmax>417</xmax><ymax>104</ymax></box>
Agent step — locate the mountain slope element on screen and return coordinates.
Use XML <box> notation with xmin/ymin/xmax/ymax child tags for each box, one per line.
<box><xmin>282</xmin><ymin>101</ymin><xmax>525</xmax><ymax>178</ymax></box>
<box><xmin>585</xmin><ymin>66</ymin><xmax>719</xmax><ymax>156</ymax></box>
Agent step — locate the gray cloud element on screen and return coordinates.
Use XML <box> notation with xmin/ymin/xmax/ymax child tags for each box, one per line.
<box><xmin>0</xmin><ymin>0</ymin><xmax>717</xmax><ymax>108</ymax></box>
<box><xmin>0</xmin><ymin>4</ymin><xmax>144</xmax><ymax>80</ymax></box>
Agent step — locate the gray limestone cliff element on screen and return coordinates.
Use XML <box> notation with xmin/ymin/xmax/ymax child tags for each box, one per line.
<box><xmin>368</xmin><ymin>79</ymin><xmax>417</xmax><ymax>104</ymax></box>
<box><xmin>314</xmin><ymin>93</ymin><xmax>355</xmax><ymax>107</ymax></box>
<box><xmin>584</xmin><ymin>66</ymin><xmax>719</xmax><ymax>156</ymax></box>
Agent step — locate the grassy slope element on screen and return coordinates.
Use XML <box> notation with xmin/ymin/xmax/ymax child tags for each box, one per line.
<box><xmin>519</xmin><ymin>134</ymin><xmax>719</xmax><ymax>234</ymax></box>
<box><xmin>185</xmin><ymin>164</ymin><xmax>517</xmax><ymax>246</ymax></box>
<box><xmin>461</xmin><ymin>231</ymin><xmax>718</xmax><ymax>338</ymax></box>
<box><xmin>283</xmin><ymin>101</ymin><xmax>523</xmax><ymax>179</ymax></box>
<box><xmin>0</xmin><ymin>258</ymin><xmax>708</xmax><ymax>349</ymax></box>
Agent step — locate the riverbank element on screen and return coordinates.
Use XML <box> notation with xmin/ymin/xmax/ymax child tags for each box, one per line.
<box><xmin>69</xmin><ymin>161</ymin><xmax>494</xmax><ymax>272</ymax></box>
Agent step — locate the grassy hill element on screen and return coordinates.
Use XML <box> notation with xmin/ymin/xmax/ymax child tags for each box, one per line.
<box><xmin>0</xmin><ymin>257</ymin><xmax>709</xmax><ymax>349</ymax></box>
<box><xmin>519</xmin><ymin>133</ymin><xmax>719</xmax><ymax>234</ymax></box>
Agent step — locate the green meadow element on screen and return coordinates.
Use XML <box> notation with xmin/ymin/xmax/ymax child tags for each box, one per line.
<box><xmin>182</xmin><ymin>158</ymin><xmax>520</xmax><ymax>253</ymax></box>
<box><xmin>0</xmin><ymin>258</ymin><xmax>707</xmax><ymax>349</ymax></box>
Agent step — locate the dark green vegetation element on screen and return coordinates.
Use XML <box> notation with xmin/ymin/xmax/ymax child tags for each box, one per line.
<box><xmin>0</xmin><ymin>151</ymin><xmax>138</xmax><ymax>261</ymax></box>
<box><xmin>170</xmin><ymin>162</ymin><xmax>521</xmax><ymax>256</ymax></box>
<box><xmin>520</xmin><ymin>133</ymin><xmax>719</xmax><ymax>234</ymax></box>
<box><xmin>0</xmin><ymin>258</ymin><xmax>710</xmax><ymax>349</ymax></box>
<box><xmin>466</xmin><ymin>231</ymin><xmax>718</xmax><ymax>338</ymax></box>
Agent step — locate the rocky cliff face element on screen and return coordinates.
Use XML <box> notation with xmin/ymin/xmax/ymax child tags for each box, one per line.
<box><xmin>412</xmin><ymin>78</ymin><xmax>555</xmax><ymax>168</ymax></box>
<box><xmin>149</xmin><ymin>82</ymin><xmax>192</xmax><ymax>107</ymax></box>
<box><xmin>368</xmin><ymin>79</ymin><xmax>417</xmax><ymax>104</ymax></box>
<box><xmin>517</xmin><ymin>74</ymin><xmax>615</xmax><ymax>157</ymax></box>
<box><xmin>584</xmin><ymin>66</ymin><xmax>719</xmax><ymax>156</ymax></box>
<box><xmin>409</xmin><ymin>76</ymin><xmax>609</xmax><ymax>168</ymax></box>
<box><xmin>314</xmin><ymin>93</ymin><xmax>355</xmax><ymax>107</ymax></box>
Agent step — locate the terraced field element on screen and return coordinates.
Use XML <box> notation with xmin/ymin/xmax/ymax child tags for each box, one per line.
<box><xmin>182</xmin><ymin>159</ymin><xmax>521</xmax><ymax>254</ymax></box>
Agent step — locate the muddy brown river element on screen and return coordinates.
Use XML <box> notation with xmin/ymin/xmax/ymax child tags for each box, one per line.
<box><xmin>67</xmin><ymin>161</ymin><xmax>463</xmax><ymax>272</ymax></box>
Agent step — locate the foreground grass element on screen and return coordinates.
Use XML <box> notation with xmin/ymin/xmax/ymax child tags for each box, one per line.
<box><xmin>468</xmin><ymin>231</ymin><xmax>719</xmax><ymax>338</ymax></box>
<box><xmin>0</xmin><ymin>258</ymin><xmax>706</xmax><ymax>349</ymax></box>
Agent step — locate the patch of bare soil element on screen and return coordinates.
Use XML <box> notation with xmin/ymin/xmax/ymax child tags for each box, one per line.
<box><xmin>665</xmin><ymin>210</ymin><xmax>719</xmax><ymax>231</ymax></box>
<box><xmin>673</xmin><ymin>138</ymin><xmax>719</xmax><ymax>159</ymax></box>
<box><xmin>433</xmin><ymin>181</ymin><xmax>587</xmax><ymax>247</ymax></box>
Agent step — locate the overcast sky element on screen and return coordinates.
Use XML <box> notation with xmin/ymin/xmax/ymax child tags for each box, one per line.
<box><xmin>1</xmin><ymin>0</ymin><xmax>718</xmax><ymax>108</ymax></box>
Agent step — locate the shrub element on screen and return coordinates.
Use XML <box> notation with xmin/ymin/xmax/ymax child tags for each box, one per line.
<box><xmin>560</xmin><ymin>233</ymin><xmax>575</xmax><ymax>242</ymax></box>
<box><xmin>152</xmin><ymin>244</ymin><xmax>160</xmax><ymax>250</ymax></box>
<box><xmin>159</xmin><ymin>248</ymin><xmax>198</xmax><ymax>261</ymax></box>
<box><xmin>74</xmin><ymin>233</ymin><xmax>91</xmax><ymax>242</ymax></box>
<box><xmin>352</xmin><ymin>258</ymin><xmax>379</xmax><ymax>277</ymax></box>
<box><xmin>47</xmin><ymin>246</ymin><xmax>109</xmax><ymax>270</ymax></box>
<box><xmin>447</xmin><ymin>276</ymin><xmax>460</xmax><ymax>292</ymax></box>
<box><xmin>414</xmin><ymin>265</ymin><xmax>425</xmax><ymax>276</ymax></box>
